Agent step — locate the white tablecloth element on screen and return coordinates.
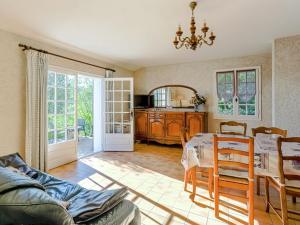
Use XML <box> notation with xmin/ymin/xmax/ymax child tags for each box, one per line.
<box><xmin>181</xmin><ymin>133</ymin><xmax>300</xmax><ymax>177</ymax></box>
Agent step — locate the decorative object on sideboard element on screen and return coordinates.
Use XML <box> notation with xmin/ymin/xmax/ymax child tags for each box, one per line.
<box><xmin>191</xmin><ymin>93</ymin><xmax>206</xmax><ymax>112</ymax></box>
<box><xmin>173</xmin><ymin>1</ymin><xmax>216</xmax><ymax>50</ymax></box>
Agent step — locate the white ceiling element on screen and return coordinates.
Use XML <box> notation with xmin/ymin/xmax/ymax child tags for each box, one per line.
<box><xmin>0</xmin><ymin>0</ymin><xmax>300</xmax><ymax>71</ymax></box>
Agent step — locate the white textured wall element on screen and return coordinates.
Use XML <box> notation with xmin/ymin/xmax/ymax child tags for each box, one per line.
<box><xmin>273</xmin><ymin>35</ymin><xmax>300</xmax><ymax>136</ymax></box>
<box><xmin>0</xmin><ymin>29</ymin><xmax>133</xmax><ymax>157</ymax></box>
<box><xmin>134</xmin><ymin>54</ymin><xmax>272</xmax><ymax>134</ymax></box>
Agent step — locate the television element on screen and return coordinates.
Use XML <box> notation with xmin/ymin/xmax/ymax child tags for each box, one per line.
<box><xmin>134</xmin><ymin>95</ymin><xmax>149</xmax><ymax>108</ymax></box>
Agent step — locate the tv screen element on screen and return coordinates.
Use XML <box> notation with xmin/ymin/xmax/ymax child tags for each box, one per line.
<box><xmin>134</xmin><ymin>95</ymin><xmax>148</xmax><ymax>108</ymax></box>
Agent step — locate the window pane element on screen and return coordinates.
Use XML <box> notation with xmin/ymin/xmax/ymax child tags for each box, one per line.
<box><xmin>56</xmin><ymin>74</ymin><xmax>65</xmax><ymax>87</ymax></box>
<box><xmin>106</xmin><ymin>91</ymin><xmax>113</xmax><ymax>101</ymax></box>
<box><xmin>238</xmin><ymin>83</ymin><xmax>246</xmax><ymax>95</ymax></box>
<box><xmin>238</xmin><ymin>72</ymin><xmax>246</xmax><ymax>83</ymax></box>
<box><xmin>48</xmin><ymin>131</ymin><xmax>55</xmax><ymax>144</ymax></box>
<box><xmin>56</xmin><ymin>88</ymin><xmax>65</xmax><ymax>100</ymax></box>
<box><xmin>67</xmin><ymin>88</ymin><xmax>74</xmax><ymax>101</ymax></box>
<box><xmin>248</xmin><ymin>105</ymin><xmax>256</xmax><ymax>115</ymax></box>
<box><xmin>123</xmin><ymin>92</ymin><xmax>131</xmax><ymax>101</ymax></box>
<box><xmin>48</xmin><ymin>72</ymin><xmax>55</xmax><ymax>86</ymax></box>
<box><xmin>48</xmin><ymin>115</ymin><xmax>55</xmax><ymax>130</ymax></box>
<box><xmin>67</xmin><ymin>115</ymin><xmax>74</xmax><ymax>127</ymax></box>
<box><xmin>218</xmin><ymin>103</ymin><xmax>233</xmax><ymax>115</ymax></box>
<box><xmin>56</xmin><ymin>130</ymin><xmax>66</xmax><ymax>142</ymax></box>
<box><xmin>56</xmin><ymin>102</ymin><xmax>65</xmax><ymax>114</ymax></box>
<box><xmin>48</xmin><ymin>102</ymin><xmax>55</xmax><ymax>114</ymax></box>
<box><xmin>217</xmin><ymin>73</ymin><xmax>225</xmax><ymax>84</ymax></box>
<box><xmin>239</xmin><ymin>105</ymin><xmax>247</xmax><ymax>115</ymax></box>
<box><xmin>56</xmin><ymin>115</ymin><xmax>65</xmax><ymax>130</ymax></box>
<box><xmin>247</xmin><ymin>71</ymin><xmax>256</xmax><ymax>82</ymax></box>
<box><xmin>67</xmin><ymin>75</ymin><xmax>75</xmax><ymax>89</ymax></box>
<box><xmin>48</xmin><ymin>87</ymin><xmax>55</xmax><ymax>100</ymax></box>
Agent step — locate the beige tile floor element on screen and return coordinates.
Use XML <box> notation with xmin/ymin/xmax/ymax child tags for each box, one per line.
<box><xmin>49</xmin><ymin>143</ymin><xmax>300</xmax><ymax>225</ymax></box>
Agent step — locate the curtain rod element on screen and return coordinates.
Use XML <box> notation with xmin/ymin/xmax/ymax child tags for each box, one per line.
<box><xmin>18</xmin><ymin>44</ymin><xmax>116</xmax><ymax>72</ymax></box>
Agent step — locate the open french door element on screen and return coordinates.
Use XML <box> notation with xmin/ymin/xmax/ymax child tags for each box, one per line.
<box><xmin>103</xmin><ymin>78</ymin><xmax>134</xmax><ymax>151</ymax></box>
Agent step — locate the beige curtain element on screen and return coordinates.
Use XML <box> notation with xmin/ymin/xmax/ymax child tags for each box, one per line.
<box><xmin>25</xmin><ymin>50</ymin><xmax>48</xmax><ymax>172</ymax></box>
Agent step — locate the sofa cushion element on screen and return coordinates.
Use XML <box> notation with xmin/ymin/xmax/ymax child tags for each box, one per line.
<box><xmin>0</xmin><ymin>153</ymin><xmax>38</xmax><ymax>178</ymax></box>
<box><xmin>0</xmin><ymin>167</ymin><xmax>75</xmax><ymax>225</ymax></box>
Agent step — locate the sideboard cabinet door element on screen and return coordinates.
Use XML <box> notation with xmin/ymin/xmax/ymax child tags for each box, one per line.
<box><xmin>135</xmin><ymin>111</ymin><xmax>148</xmax><ymax>140</ymax></box>
<box><xmin>186</xmin><ymin>112</ymin><xmax>207</xmax><ymax>137</ymax></box>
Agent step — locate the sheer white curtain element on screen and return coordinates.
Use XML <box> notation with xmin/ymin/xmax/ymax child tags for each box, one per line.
<box><xmin>25</xmin><ymin>50</ymin><xmax>48</xmax><ymax>171</ymax></box>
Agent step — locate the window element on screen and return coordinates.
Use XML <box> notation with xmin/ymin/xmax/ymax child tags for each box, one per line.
<box><xmin>153</xmin><ymin>88</ymin><xmax>167</xmax><ymax>107</ymax></box>
<box><xmin>47</xmin><ymin>71</ymin><xmax>76</xmax><ymax>144</ymax></box>
<box><xmin>215</xmin><ymin>67</ymin><xmax>261</xmax><ymax>120</ymax></box>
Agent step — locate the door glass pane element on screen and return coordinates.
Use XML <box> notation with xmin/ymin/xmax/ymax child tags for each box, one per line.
<box><xmin>56</xmin><ymin>130</ymin><xmax>66</xmax><ymax>142</ymax></box>
<box><xmin>67</xmin><ymin>115</ymin><xmax>74</xmax><ymax>127</ymax></box>
<box><xmin>123</xmin><ymin>113</ymin><xmax>130</xmax><ymax>123</ymax></box>
<box><xmin>67</xmin><ymin>88</ymin><xmax>74</xmax><ymax>100</ymax></box>
<box><xmin>105</xmin><ymin>102</ymin><xmax>113</xmax><ymax>112</ymax></box>
<box><xmin>105</xmin><ymin>91</ymin><xmax>113</xmax><ymax>101</ymax></box>
<box><xmin>48</xmin><ymin>115</ymin><xmax>55</xmax><ymax>130</ymax></box>
<box><xmin>48</xmin><ymin>102</ymin><xmax>55</xmax><ymax>114</ymax></box>
<box><xmin>114</xmin><ymin>92</ymin><xmax>122</xmax><ymax>101</ymax></box>
<box><xmin>48</xmin><ymin>72</ymin><xmax>55</xmax><ymax>86</ymax></box>
<box><xmin>67</xmin><ymin>75</ymin><xmax>75</xmax><ymax>89</ymax></box>
<box><xmin>123</xmin><ymin>102</ymin><xmax>130</xmax><ymax>112</ymax></box>
<box><xmin>56</xmin><ymin>102</ymin><xmax>65</xmax><ymax>114</ymax></box>
<box><xmin>56</xmin><ymin>88</ymin><xmax>65</xmax><ymax>100</ymax></box>
<box><xmin>123</xmin><ymin>124</ymin><xmax>130</xmax><ymax>134</ymax></box>
<box><xmin>123</xmin><ymin>81</ymin><xmax>130</xmax><ymax>91</ymax></box>
<box><xmin>114</xmin><ymin>113</ymin><xmax>122</xmax><ymax>123</ymax></box>
<box><xmin>48</xmin><ymin>131</ymin><xmax>55</xmax><ymax>144</ymax></box>
<box><xmin>114</xmin><ymin>81</ymin><xmax>122</xmax><ymax>90</ymax></box>
<box><xmin>106</xmin><ymin>124</ymin><xmax>113</xmax><ymax>133</ymax></box>
<box><xmin>114</xmin><ymin>102</ymin><xmax>122</xmax><ymax>112</ymax></box>
<box><xmin>56</xmin><ymin>74</ymin><xmax>65</xmax><ymax>87</ymax></box>
<box><xmin>114</xmin><ymin>124</ymin><xmax>122</xmax><ymax>133</ymax></box>
<box><xmin>67</xmin><ymin>102</ymin><xmax>74</xmax><ymax>113</ymax></box>
<box><xmin>67</xmin><ymin>128</ymin><xmax>75</xmax><ymax>140</ymax></box>
<box><xmin>123</xmin><ymin>92</ymin><xmax>131</xmax><ymax>101</ymax></box>
<box><xmin>48</xmin><ymin>87</ymin><xmax>55</xmax><ymax>100</ymax></box>
<box><xmin>56</xmin><ymin>115</ymin><xmax>65</xmax><ymax>130</ymax></box>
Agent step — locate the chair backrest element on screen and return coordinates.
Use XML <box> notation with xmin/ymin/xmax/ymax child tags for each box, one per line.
<box><xmin>220</xmin><ymin>121</ymin><xmax>247</xmax><ymax>136</ymax></box>
<box><xmin>276</xmin><ymin>137</ymin><xmax>300</xmax><ymax>185</ymax></box>
<box><xmin>213</xmin><ymin>135</ymin><xmax>254</xmax><ymax>180</ymax></box>
<box><xmin>180</xmin><ymin>127</ymin><xmax>187</xmax><ymax>149</ymax></box>
<box><xmin>252</xmin><ymin>127</ymin><xmax>287</xmax><ymax>137</ymax></box>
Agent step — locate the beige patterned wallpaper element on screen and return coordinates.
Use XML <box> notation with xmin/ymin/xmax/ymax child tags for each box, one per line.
<box><xmin>273</xmin><ymin>35</ymin><xmax>300</xmax><ymax>136</ymax></box>
<box><xmin>134</xmin><ymin>54</ymin><xmax>273</xmax><ymax>134</ymax></box>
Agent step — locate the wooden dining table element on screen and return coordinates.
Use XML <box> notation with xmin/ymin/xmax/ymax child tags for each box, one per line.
<box><xmin>181</xmin><ymin>133</ymin><xmax>300</xmax><ymax>177</ymax></box>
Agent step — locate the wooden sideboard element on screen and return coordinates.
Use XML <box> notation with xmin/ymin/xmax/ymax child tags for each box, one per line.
<box><xmin>134</xmin><ymin>110</ymin><xmax>208</xmax><ymax>145</ymax></box>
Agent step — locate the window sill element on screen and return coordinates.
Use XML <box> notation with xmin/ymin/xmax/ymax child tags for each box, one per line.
<box><xmin>213</xmin><ymin>115</ymin><xmax>261</xmax><ymax>121</ymax></box>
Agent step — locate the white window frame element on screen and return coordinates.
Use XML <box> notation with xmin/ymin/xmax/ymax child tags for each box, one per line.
<box><xmin>213</xmin><ymin>66</ymin><xmax>261</xmax><ymax>121</ymax></box>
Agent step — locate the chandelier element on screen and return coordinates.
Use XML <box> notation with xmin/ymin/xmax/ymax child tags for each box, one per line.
<box><xmin>173</xmin><ymin>1</ymin><xmax>216</xmax><ymax>50</ymax></box>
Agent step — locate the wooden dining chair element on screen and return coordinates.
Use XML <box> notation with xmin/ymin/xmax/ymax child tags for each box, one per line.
<box><xmin>220</xmin><ymin>121</ymin><xmax>247</xmax><ymax>136</ymax></box>
<box><xmin>181</xmin><ymin>128</ymin><xmax>213</xmax><ymax>198</ymax></box>
<box><xmin>252</xmin><ymin>127</ymin><xmax>288</xmax><ymax>196</ymax></box>
<box><xmin>181</xmin><ymin>128</ymin><xmax>192</xmax><ymax>191</ymax></box>
<box><xmin>265</xmin><ymin>137</ymin><xmax>300</xmax><ymax>225</ymax></box>
<box><xmin>213</xmin><ymin>135</ymin><xmax>254</xmax><ymax>225</ymax></box>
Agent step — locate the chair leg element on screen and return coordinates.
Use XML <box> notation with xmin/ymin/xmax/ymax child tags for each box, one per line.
<box><xmin>279</xmin><ymin>187</ymin><xmax>289</xmax><ymax>225</ymax></box>
<box><xmin>264</xmin><ymin>177</ymin><xmax>270</xmax><ymax>213</ymax></box>
<box><xmin>256</xmin><ymin>176</ymin><xmax>261</xmax><ymax>195</ymax></box>
<box><xmin>248</xmin><ymin>180</ymin><xmax>254</xmax><ymax>225</ymax></box>
<box><xmin>214</xmin><ymin>175</ymin><xmax>219</xmax><ymax>218</ymax></box>
<box><xmin>184</xmin><ymin>170</ymin><xmax>189</xmax><ymax>191</ymax></box>
<box><xmin>208</xmin><ymin>168</ymin><xmax>213</xmax><ymax>199</ymax></box>
<box><xmin>191</xmin><ymin>167</ymin><xmax>197</xmax><ymax>201</ymax></box>
<box><xmin>292</xmin><ymin>196</ymin><xmax>296</xmax><ymax>203</ymax></box>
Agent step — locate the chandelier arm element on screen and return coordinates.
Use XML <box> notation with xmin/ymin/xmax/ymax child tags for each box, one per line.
<box><xmin>178</xmin><ymin>36</ymin><xmax>191</xmax><ymax>43</ymax></box>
